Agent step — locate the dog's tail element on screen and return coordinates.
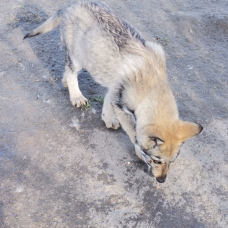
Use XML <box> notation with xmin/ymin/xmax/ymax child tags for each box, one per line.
<box><xmin>24</xmin><ymin>10</ymin><xmax>62</xmax><ymax>39</ymax></box>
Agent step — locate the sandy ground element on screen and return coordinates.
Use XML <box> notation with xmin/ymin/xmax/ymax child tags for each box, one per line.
<box><xmin>0</xmin><ymin>0</ymin><xmax>228</xmax><ymax>227</ymax></box>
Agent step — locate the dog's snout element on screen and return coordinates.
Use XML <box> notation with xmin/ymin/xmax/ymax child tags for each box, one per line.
<box><xmin>156</xmin><ymin>176</ymin><xmax>166</xmax><ymax>183</ymax></box>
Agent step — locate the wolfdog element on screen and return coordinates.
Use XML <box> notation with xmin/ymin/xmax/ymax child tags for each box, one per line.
<box><xmin>24</xmin><ymin>1</ymin><xmax>203</xmax><ymax>183</ymax></box>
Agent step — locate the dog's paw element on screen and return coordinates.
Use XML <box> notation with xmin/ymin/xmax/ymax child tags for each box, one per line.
<box><xmin>107</xmin><ymin>119</ymin><xmax>120</xmax><ymax>129</ymax></box>
<box><xmin>103</xmin><ymin>116</ymin><xmax>120</xmax><ymax>130</ymax></box>
<box><xmin>70</xmin><ymin>95</ymin><xmax>88</xmax><ymax>108</ymax></box>
<box><xmin>62</xmin><ymin>78</ymin><xmax>68</xmax><ymax>88</ymax></box>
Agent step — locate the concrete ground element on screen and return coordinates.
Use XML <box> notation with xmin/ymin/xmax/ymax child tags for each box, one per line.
<box><xmin>0</xmin><ymin>0</ymin><xmax>228</xmax><ymax>227</ymax></box>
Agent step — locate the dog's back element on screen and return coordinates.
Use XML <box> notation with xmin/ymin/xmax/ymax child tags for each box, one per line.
<box><xmin>24</xmin><ymin>2</ymin><xmax>157</xmax><ymax>87</ymax></box>
<box><xmin>60</xmin><ymin>2</ymin><xmax>151</xmax><ymax>87</ymax></box>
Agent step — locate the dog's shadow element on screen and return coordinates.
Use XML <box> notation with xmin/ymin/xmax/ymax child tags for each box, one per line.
<box><xmin>19</xmin><ymin>5</ymin><xmax>103</xmax><ymax>90</ymax></box>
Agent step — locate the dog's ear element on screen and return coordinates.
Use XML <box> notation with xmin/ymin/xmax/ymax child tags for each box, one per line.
<box><xmin>177</xmin><ymin>121</ymin><xmax>203</xmax><ymax>142</ymax></box>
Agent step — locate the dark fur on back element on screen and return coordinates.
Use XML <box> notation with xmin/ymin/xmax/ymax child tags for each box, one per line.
<box><xmin>82</xmin><ymin>2</ymin><xmax>145</xmax><ymax>49</ymax></box>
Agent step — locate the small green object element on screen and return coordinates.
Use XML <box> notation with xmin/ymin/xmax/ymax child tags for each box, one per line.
<box><xmin>90</xmin><ymin>96</ymin><xmax>104</xmax><ymax>104</ymax></box>
<box><xmin>81</xmin><ymin>100</ymin><xmax>91</xmax><ymax>110</ymax></box>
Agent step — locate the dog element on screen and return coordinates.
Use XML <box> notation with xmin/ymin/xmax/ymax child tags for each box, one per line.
<box><xmin>24</xmin><ymin>1</ymin><xmax>203</xmax><ymax>183</ymax></box>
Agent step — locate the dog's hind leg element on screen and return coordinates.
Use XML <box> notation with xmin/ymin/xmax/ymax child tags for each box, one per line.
<box><xmin>102</xmin><ymin>91</ymin><xmax>120</xmax><ymax>129</ymax></box>
<box><xmin>62</xmin><ymin>47</ymin><xmax>88</xmax><ymax>107</ymax></box>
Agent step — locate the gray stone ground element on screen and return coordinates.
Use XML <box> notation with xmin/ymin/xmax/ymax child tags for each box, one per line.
<box><xmin>0</xmin><ymin>0</ymin><xmax>228</xmax><ymax>227</ymax></box>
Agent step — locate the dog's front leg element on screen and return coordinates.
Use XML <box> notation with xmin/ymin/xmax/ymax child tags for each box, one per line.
<box><xmin>102</xmin><ymin>91</ymin><xmax>120</xmax><ymax>129</ymax></box>
<box><xmin>112</xmin><ymin>104</ymin><xmax>136</xmax><ymax>144</ymax></box>
<box><xmin>113</xmin><ymin>108</ymin><xmax>145</xmax><ymax>161</ymax></box>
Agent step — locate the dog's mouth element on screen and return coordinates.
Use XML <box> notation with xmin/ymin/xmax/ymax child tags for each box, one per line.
<box><xmin>140</xmin><ymin>150</ymin><xmax>167</xmax><ymax>183</ymax></box>
<box><xmin>136</xmin><ymin>145</ymin><xmax>167</xmax><ymax>183</ymax></box>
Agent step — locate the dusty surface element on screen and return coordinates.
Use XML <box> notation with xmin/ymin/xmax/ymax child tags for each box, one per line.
<box><xmin>0</xmin><ymin>0</ymin><xmax>228</xmax><ymax>227</ymax></box>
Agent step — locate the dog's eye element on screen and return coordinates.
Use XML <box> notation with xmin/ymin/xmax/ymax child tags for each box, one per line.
<box><xmin>153</xmin><ymin>160</ymin><xmax>162</xmax><ymax>164</ymax></box>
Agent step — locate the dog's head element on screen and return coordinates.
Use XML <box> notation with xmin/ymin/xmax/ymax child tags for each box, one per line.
<box><xmin>136</xmin><ymin>121</ymin><xmax>203</xmax><ymax>183</ymax></box>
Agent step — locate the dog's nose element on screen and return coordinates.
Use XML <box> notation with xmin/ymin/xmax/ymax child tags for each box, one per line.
<box><xmin>156</xmin><ymin>176</ymin><xmax>166</xmax><ymax>183</ymax></box>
